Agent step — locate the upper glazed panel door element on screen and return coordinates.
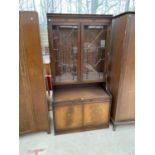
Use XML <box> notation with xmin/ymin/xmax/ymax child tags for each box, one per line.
<box><xmin>81</xmin><ymin>24</ymin><xmax>108</xmax><ymax>82</ymax></box>
<box><xmin>50</xmin><ymin>23</ymin><xmax>80</xmax><ymax>83</ymax></box>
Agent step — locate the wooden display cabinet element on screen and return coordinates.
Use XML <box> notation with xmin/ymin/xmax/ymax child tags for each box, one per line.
<box><xmin>47</xmin><ymin>14</ymin><xmax>112</xmax><ymax>134</ymax></box>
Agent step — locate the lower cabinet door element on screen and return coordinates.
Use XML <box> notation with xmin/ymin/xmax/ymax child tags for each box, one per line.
<box><xmin>54</xmin><ymin>104</ymin><xmax>82</xmax><ymax>131</ymax></box>
<box><xmin>84</xmin><ymin>102</ymin><xmax>110</xmax><ymax>126</ymax></box>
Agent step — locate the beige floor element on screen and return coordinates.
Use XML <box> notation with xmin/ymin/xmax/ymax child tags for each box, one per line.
<box><xmin>19</xmin><ymin>120</ymin><xmax>134</xmax><ymax>155</ymax></box>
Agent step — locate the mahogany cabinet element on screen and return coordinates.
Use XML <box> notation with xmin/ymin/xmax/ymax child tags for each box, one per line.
<box><xmin>47</xmin><ymin>14</ymin><xmax>112</xmax><ymax>134</ymax></box>
<box><xmin>109</xmin><ymin>12</ymin><xmax>135</xmax><ymax>130</ymax></box>
<box><xmin>19</xmin><ymin>11</ymin><xmax>50</xmax><ymax>134</ymax></box>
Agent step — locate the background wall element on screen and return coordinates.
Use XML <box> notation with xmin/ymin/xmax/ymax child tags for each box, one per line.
<box><xmin>19</xmin><ymin>0</ymin><xmax>135</xmax><ymax>52</ymax></box>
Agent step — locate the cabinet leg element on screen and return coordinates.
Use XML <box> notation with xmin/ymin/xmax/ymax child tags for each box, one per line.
<box><xmin>47</xmin><ymin>116</ymin><xmax>51</xmax><ymax>134</ymax></box>
<box><xmin>47</xmin><ymin>123</ymin><xmax>51</xmax><ymax>134</ymax></box>
<box><xmin>112</xmin><ymin>125</ymin><xmax>116</xmax><ymax>131</ymax></box>
<box><xmin>47</xmin><ymin>128</ymin><xmax>51</xmax><ymax>134</ymax></box>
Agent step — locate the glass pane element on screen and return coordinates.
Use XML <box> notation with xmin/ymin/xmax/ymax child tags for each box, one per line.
<box><xmin>82</xmin><ymin>25</ymin><xmax>106</xmax><ymax>81</ymax></box>
<box><xmin>52</xmin><ymin>25</ymin><xmax>78</xmax><ymax>82</ymax></box>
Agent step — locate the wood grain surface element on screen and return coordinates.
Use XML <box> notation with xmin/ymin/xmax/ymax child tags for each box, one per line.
<box><xmin>109</xmin><ymin>13</ymin><xmax>135</xmax><ymax>124</ymax></box>
<box><xmin>19</xmin><ymin>11</ymin><xmax>49</xmax><ymax>134</ymax></box>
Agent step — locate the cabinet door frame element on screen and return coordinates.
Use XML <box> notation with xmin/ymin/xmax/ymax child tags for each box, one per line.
<box><xmin>83</xmin><ymin>101</ymin><xmax>110</xmax><ymax>127</ymax></box>
<box><xmin>53</xmin><ymin>103</ymin><xmax>83</xmax><ymax>133</ymax></box>
<box><xmin>81</xmin><ymin>22</ymin><xmax>110</xmax><ymax>83</ymax></box>
<box><xmin>48</xmin><ymin>22</ymin><xmax>81</xmax><ymax>84</ymax></box>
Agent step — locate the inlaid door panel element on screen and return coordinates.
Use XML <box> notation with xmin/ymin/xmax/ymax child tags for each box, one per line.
<box><xmin>54</xmin><ymin>104</ymin><xmax>82</xmax><ymax>130</ymax></box>
<box><xmin>84</xmin><ymin>102</ymin><xmax>110</xmax><ymax>126</ymax></box>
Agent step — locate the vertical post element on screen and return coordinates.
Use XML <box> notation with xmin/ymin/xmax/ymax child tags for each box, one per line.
<box><xmin>57</xmin><ymin>26</ymin><xmax>61</xmax><ymax>81</ymax></box>
<box><xmin>105</xmin><ymin>24</ymin><xmax>111</xmax><ymax>92</ymax></box>
<box><xmin>86</xmin><ymin>48</ymin><xmax>89</xmax><ymax>79</ymax></box>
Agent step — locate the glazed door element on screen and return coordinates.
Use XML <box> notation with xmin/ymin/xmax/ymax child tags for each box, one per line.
<box><xmin>50</xmin><ymin>23</ymin><xmax>80</xmax><ymax>84</ymax></box>
<box><xmin>81</xmin><ymin>24</ymin><xmax>108</xmax><ymax>82</ymax></box>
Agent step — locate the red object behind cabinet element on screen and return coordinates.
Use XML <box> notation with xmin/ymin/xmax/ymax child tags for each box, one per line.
<box><xmin>45</xmin><ymin>64</ymin><xmax>52</xmax><ymax>90</ymax></box>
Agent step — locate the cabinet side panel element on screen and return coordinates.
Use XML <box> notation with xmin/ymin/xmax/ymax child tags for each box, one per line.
<box><xmin>19</xmin><ymin>40</ymin><xmax>35</xmax><ymax>133</ymax></box>
<box><xmin>19</xmin><ymin>14</ymin><xmax>35</xmax><ymax>133</ymax></box>
<box><xmin>109</xmin><ymin>15</ymin><xmax>128</xmax><ymax>120</ymax></box>
<box><xmin>19</xmin><ymin>11</ymin><xmax>49</xmax><ymax>131</ymax></box>
<box><xmin>117</xmin><ymin>15</ymin><xmax>135</xmax><ymax>121</ymax></box>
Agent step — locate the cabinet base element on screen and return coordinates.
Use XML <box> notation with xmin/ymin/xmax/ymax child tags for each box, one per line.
<box><xmin>111</xmin><ymin>118</ymin><xmax>135</xmax><ymax>131</ymax></box>
<box><xmin>19</xmin><ymin>128</ymin><xmax>50</xmax><ymax>136</ymax></box>
<box><xmin>54</xmin><ymin>124</ymin><xmax>109</xmax><ymax>135</ymax></box>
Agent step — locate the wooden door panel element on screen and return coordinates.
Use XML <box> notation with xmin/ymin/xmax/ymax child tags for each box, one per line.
<box><xmin>19</xmin><ymin>47</ymin><xmax>35</xmax><ymax>133</ymax></box>
<box><xmin>20</xmin><ymin>12</ymin><xmax>48</xmax><ymax>130</ymax></box>
<box><xmin>117</xmin><ymin>15</ymin><xmax>135</xmax><ymax>121</ymax></box>
<box><xmin>19</xmin><ymin>11</ymin><xmax>49</xmax><ymax>134</ymax></box>
<box><xmin>54</xmin><ymin>105</ymin><xmax>82</xmax><ymax>130</ymax></box>
<box><xmin>109</xmin><ymin>15</ymin><xmax>128</xmax><ymax>120</ymax></box>
<box><xmin>84</xmin><ymin>102</ymin><xmax>110</xmax><ymax>126</ymax></box>
<box><xmin>19</xmin><ymin>15</ymin><xmax>35</xmax><ymax>133</ymax></box>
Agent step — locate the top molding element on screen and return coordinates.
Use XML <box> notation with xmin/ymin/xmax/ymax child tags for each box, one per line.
<box><xmin>113</xmin><ymin>11</ymin><xmax>135</xmax><ymax>18</ymax></box>
<box><xmin>47</xmin><ymin>12</ymin><xmax>135</xmax><ymax>19</ymax></box>
<box><xmin>47</xmin><ymin>13</ymin><xmax>113</xmax><ymax>19</ymax></box>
